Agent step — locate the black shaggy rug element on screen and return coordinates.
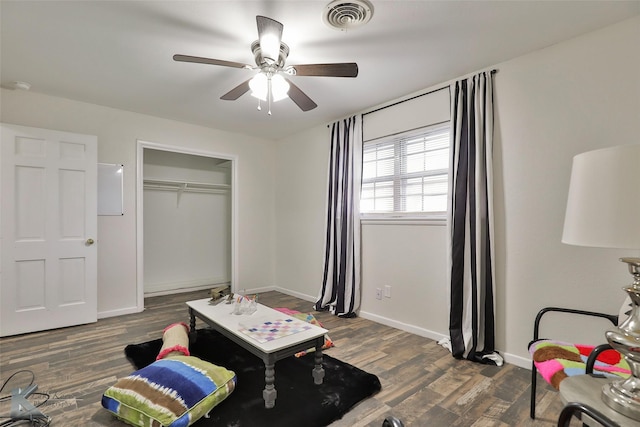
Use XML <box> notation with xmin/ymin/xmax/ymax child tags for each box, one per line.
<box><xmin>124</xmin><ymin>328</ymin><xmax>381</xmax><ymax>427</ymax></box>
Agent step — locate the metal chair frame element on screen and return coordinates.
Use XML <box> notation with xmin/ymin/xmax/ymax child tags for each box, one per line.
<box><xmin>529</xmin><ymin>307</ymin><xmax>618</xmax><ymax>419</ymax></box>
<box><xmin>557</xmin><ymin>402</ymin><xmax>620</xmax><ymax>427</ymax></box>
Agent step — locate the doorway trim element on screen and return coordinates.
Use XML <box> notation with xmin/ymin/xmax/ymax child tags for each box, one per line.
<box><xmin>135</xmin><ymin>140</ymin><xmax>238</xmax><ymax>312</ymax></box>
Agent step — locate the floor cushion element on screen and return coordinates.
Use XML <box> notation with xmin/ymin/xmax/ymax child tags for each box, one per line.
<box><xmin>530</xmin><ymin>339</ymin><xmax>630</xmax><ymax>390</ymax></box>
<box><xmin>102</xmin><ymin>355</ymin><xmax>236</xmax><ymax>427</ymax></box>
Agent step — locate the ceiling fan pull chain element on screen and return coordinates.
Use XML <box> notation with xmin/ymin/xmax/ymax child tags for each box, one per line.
<box><xmin>267</xmin><ymin>77</ymin><xmax>273</xmax><ymax>115</ymax></box>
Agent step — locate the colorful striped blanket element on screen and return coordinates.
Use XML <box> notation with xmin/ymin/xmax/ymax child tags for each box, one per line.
<box><xmin>530</xmin><ymin>339</ymin><xmax>630</xmax><ymax>390</ymax></box>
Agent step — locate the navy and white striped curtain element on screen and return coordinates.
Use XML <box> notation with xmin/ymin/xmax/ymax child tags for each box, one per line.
<box><xmin>314</xmin><ymin>116</ymin><xmax>362</xmax><ymax>318</ymax></box>
<box><xmin>447</xmin><ymin>71</ymin><xmax>502</xmax><ymax>365</ymax></box>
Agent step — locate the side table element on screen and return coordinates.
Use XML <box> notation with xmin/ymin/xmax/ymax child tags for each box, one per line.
<box><xmin>559</xmin><ymin>375</ymin><xmax>640</xmax><ymax>427</ymax></box>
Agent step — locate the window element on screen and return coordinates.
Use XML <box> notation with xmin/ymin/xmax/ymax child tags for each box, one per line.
<box><xmin>361</xmin><ymin>123</ymin><xmax>450</xmax><ymax>218</ymax></box>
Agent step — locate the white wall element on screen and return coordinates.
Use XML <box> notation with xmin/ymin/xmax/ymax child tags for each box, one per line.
<box><xmin>274</xmin><ymin>16</ymin><xmax>640</xmax><ymax>366</ymax></box>
<box><xmin>0</xmin><ymin>90</ymin><xmax>277</xmax><ymax>317</ymax></box>
<box><xmin>494</xmin><ymin>15</ymin><xmax>640</xmax><ymax>365</ymax></box>
<box><xmin>359</xmin><ymin>221</ymin><xmax>449</xmax><ymax>339</ymax></box>
<box><xmin>274</xmin><ymin>125</ymin><xmax>329</xmax><ymax>304</ymax></box>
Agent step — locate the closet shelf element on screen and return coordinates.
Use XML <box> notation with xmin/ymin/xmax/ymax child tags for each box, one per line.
<box><xmin>143</xmin><ymin>178</ymin><xmax>230</xmax><ymax>194</ymax></box>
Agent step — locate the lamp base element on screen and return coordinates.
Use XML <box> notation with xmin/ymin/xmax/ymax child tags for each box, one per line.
<box><xmin>601</xmin><ymin>258</ymin><xmax>640</xmax><ymax>421</ymax></box>
<box><xmin>602</xmin><ymin>377</ymin><xmax>640</xmax><ymax>421</ymax></box>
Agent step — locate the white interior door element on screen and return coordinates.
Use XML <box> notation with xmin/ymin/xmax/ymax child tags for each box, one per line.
<box><xmin>1</xmin><ymin>123</ymin><xmax>97</xmax><ymax>336</ymax></box>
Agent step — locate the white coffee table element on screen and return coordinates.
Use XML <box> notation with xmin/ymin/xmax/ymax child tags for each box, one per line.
<box><xmin>186</xmin><ymin>298</ymin><xmax>328</xmax><ymax>408</ymax></box>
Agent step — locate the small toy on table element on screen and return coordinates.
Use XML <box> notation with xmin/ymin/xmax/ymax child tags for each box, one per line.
<box><xmin>232</xmin><ymin>293</ymin><xmax>257</xmax><ymax>315</ymax></box>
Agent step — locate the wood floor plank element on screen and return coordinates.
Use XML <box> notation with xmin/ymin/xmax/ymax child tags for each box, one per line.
<box><xmin>0</xmin><ymin>290</ymin><xmax>564</xmax><ymax>426</ymax></box>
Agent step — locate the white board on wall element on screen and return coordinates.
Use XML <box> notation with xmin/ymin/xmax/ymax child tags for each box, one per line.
<box><xmin>98</xmin><ymin>163</ymin><xmax>123</xmax><ymax>215</ymax></box>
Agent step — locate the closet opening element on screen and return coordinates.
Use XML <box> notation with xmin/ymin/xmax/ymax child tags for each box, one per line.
<box><xmin>136</xmin><ymin>141</ymin><xmax>236</xmax><ymax>311</ymax></box>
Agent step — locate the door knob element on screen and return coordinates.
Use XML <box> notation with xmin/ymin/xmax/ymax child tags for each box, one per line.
<box><xmin>86</xmin><ymin>238</ymin><xmax>95</xmax><ymax>245</ymax></box>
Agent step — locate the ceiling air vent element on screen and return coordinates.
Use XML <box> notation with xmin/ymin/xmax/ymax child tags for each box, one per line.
<box><xmin>323</xmin><ymin>0</ymin><xmax>374</xmax><ymax>31</ymax></box>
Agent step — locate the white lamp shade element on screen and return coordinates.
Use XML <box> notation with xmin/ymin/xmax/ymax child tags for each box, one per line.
<box><xmin>249</xmin><ymin>73</ymin><xmax>268</xmax><ymax>101</ymax></box>
<box><xmin>562</xmin><ymin>144</ymin><xmax>640</xmax><ymax>249</ymax></box>
<box><xmin>270</xmin><ymin>74</ymin><xmax>289</xmax><ymax>102</ymax></box>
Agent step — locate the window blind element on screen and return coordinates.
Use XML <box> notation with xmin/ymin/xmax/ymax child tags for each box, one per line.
<box><xmin>361</xmin><ymin>123</ymin><xmax>450</xmax><ymax>215</ymax></box>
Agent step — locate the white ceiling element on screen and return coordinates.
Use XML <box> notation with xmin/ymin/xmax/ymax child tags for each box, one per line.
<box><xmin>2</xmin><ymin>1</ymin><xmax>639</xmax><ymax>140</ymax></box>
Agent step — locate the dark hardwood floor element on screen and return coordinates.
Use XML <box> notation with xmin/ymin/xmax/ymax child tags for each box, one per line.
<box><xmin>0</xmin><ymin>290</ymin><xmax>566</xmax><ymax>426</ymax></box>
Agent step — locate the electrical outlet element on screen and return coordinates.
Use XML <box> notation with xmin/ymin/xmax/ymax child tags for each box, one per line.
<box><xmin>375</xmin><ymin>288</ymin><xmax>382</xmax><ymax>300</ymax></box>
<box><xmin>384</xmin><ymin>285</ymin><xmax>391</xmax><ymax>298</ymax></box>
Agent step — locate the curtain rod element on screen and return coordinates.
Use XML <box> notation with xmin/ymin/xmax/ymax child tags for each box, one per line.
<box><xmin>363</xmin><ymin>86</ymin><xmax>448</xmax><ymax>117</ymax></box>
<box><xmin>327</xmin><ymin>68</ymin><xmax>497</xmax><ymax>127</ymax></box>
<box><xmin>363</xmin><ymin>68</ymin><xmax>497</xmax><ymax>117</ymax></box>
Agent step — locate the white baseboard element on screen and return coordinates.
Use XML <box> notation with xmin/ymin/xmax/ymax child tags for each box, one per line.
<box><xmin>358</xmin><ymin>310</ymin><xmax>449</xmax><ymax>343</ymax></box>
<box><xmin>273</xmin><ymin>286</ymin><xmax>317</xmax><ymax>303</ymax></box>
<box><xmin>359</xmin><ymin>310</ymin><xmax>533</xmax><ymax>370</ymax></box>
<box><xmin>259</xmin><ymin>286</ymin><xmax>534</xmax><ymax>371</ymax></box>
<box><xmin>240</xmin><ymin>285</ymin><xmax>276</xmax><ymax>295</ymax></box>
<box><xmin>502</xmin><ymin>352</ymin><xmax>531</xmax><ymax>369</ymax></box>
<box><xmin>98</xmin><ymin>305</ymin><xmax>142</xmax><ymax>319</ymax></box>
<box><xmin>144</xmin><ymin>277</ymin><xmax>229</xmax><ymax>296</ymax></box>
<box><xmin>144</xmin><ymin>283</ymin><xmax>213</xmax><ymax>298</ymax></box>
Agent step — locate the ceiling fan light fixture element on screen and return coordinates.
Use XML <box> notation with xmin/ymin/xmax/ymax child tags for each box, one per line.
<box><xmin>175</xmin><ymin>14</ymin><xmax>357</xmax><ymax>113</ymax></box>
<box><xmin>251</xmin><ymin>40</ymin><xmax>290</xmax><ymax>68</ymax></box>
<box><xmin>259</xmin><ymin>33</ymin><xmax>281</xmax><ymax>63</ymax></box>
<box><xmin>256</xmin><ymin>15</ymin><xmax>284</xmax><ymax>63</ymax></box>
<box><xmin>249</xmin><ymin>72</ymin><xmax>268</xmax><ymax>101</ymax></box>
<box><xmin>249</xmin><ymin>72</ymin><xmax>289</xmax><ymax>105</ymax></box>
<box><xmin>323</xmin><ymin>0</ymin><xmax>374</xmax><ymax>31</ymax></box>
<box><xmin>270</xmin><ymin>74</ymin><xmax>290</xmax><ymax>102</ymax></box>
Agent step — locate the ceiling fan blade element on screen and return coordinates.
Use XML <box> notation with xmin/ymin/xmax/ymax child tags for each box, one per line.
<box><xmin>290</xmin><ymin>63</ymin><xmax>358</xmax><ymax>77</ymax></box>
<box><xmin>256</xmin><ymin>16</ymin><xmax>283</xmax><ymax>63</ymax></box>
<box><xmin>173</xmin><ymin>54</ymin><xmax>251</xmax><ymax>69</ymax></box>
<box><xmin>285</xmin><ymin>78</ymin><xmax>317</xmax><ymax>112</ymax></box>
<box><xmin>220</xmin><ymin>79</ymin><xmax>251</xmax><ymax>100</ymax></box>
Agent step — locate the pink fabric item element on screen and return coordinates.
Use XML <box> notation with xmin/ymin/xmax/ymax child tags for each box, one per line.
<box><xmin>156</xmin><ymin>322</ymin><xmax>191</xmax><ymax>360</ymax></box>
<box><xmin>156</xmin><ymin>345</ymin><xmax>190</xmax><ymax>360</ymax></box>
<box><xmin>163</xmin><ymin>322</ymin><xmax>190</xmax><ymax>333</ymax></box>
<box><xmin>536</xmin><ymin>358</ymin><xmax>565</xmax><ymax>385</ymax></box>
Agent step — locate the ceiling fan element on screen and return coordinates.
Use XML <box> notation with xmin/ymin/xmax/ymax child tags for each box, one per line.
<box><xmin>173</xmin><ymin>15</ymin><xmax>358</xmax><ymax>114</ymax></box>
